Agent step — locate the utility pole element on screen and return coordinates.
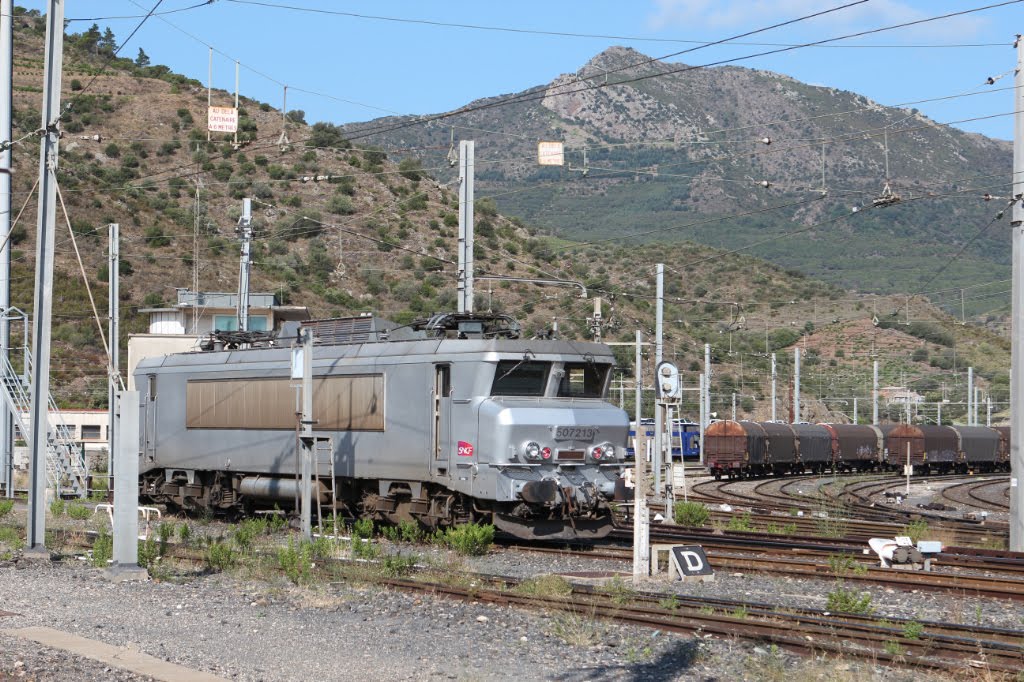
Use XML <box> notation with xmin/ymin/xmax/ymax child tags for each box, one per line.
<box><xmin>236</xmin><ymin>198</ymin><xmax>252</xmax><ymax>332</ymax></box>
<box><xmin>793</xmin><ymin>347</ymin><xmax>801</xmax><ymax>423</ymax></box>
<box><xmin>0</xmin><ymin>0</ymin><xmax>12</xmax><ymax>499</ymax></box>
<box><xmin>653</xmin><ymin>265</ymin><xmax>663</xmax><ymax>497</ymax></box>
<box><xmin>703</xmin><ymin>343</ymin><xmax>711</xmax><ymax>425</ymax></box>
<box><xmin>26</xmin><ymin>0</ymin><xmax>64</xmax><ymax>553</ymax></box>
<box><xmin>698</xmin><ymin>373</ymin><xmax>705</xmax><ymax>458</ymax></box>
<box><xmin>968</xmin><ymin>367</ymin><xmax>974</xmax><ymax>426</ymax></box>
<box><xmin>1014</xmin><ymin>34</ymin><xmax>1024</xmax><ymax>552</ymax></box>
<box><xmin>853</xmin><ymin>397</ymin><xmax>858</xmax><ymax>425</ymax></box>
<box><xmin>938</xmin><ymin>401</ymin><xmax>942</xmax><ymax>426</ymax></box>
<box><xmin>731</xmin><ymin>392</ymin><xmax>736</xmax><ymax>421</ymax></box>
<box><xmin>632</xmin><ymin>328</ymin><xmax>648</xmax><ymax>584</ymax></box>
<box><xmin>873</xmin><ymin>361</ymin><xmax>879</xmax><ymax>424</ymax></box>
<box><xmin>107</xmin><ymin>223</ymin><xmax>119</xmax><ymax>485</ymax></box>
<box><xmin>233</xmin><ymin>60</ymin><xmax>239</xmax><ymax>149</ymax></box>
<box><xmin>298</xmin><ymin>328</ymin><xmax>314</xmax><ymax>539</ymax></box>
<box><xmin>457</xmin><ymin>140</ymin><xmax>474</xmax><ymax>314</ymax></box>
<box><xmin>987</xmin><ymin>396</ymin><xmax>992</xmax><ymax>427</ymax></box>
<box><xmin>206</xmin><ymin>47</ymin><xmax>212</xmax><ymax>143</ymax></box>
<box><xmin>634</xmin><ymin>331</ymin><xmax>642</xmax><ymax>430</ymax></box>
<box><xmin>770</xmin><ymin>353</ymin><xmax>777</xmax><ymax>421</ymax></box>
<box><xmin>975</xmin><ymin>387</ymin><xmax>981</xmax><ymax>427</ymax></box>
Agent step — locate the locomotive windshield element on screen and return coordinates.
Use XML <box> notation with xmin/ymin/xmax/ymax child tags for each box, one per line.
<box><xmin>491</xmin><ymin>360</ymin><xmax>550</xmax><ymax>396</ymax></box>
<box><xmin>556</xmin><ymin>362</ymin><xmax>611</xmax><ymax>398</ymax></box>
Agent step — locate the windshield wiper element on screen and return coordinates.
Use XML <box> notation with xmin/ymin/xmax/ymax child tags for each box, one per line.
<box><xmin>496</xmin><ymin>350</ymin><xmax>536</xmax><ymax>382</ymax></box>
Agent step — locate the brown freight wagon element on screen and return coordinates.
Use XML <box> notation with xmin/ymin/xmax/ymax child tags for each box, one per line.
<box><xmin>761</xmin><ymin>421</ymin><xmax>798</xmax><ymax>475</ymax></box>
<box><xmin>993</xmin><ymin>426</ymin><xmax>1011</xmax><ymax>471</ymax></box>
<box><xmin>951</xmin><ymin>425</ymin><xmax>1000</xmax><ymax>472</ymax></box>
<box><xmin>705</xmin><ymin>420</ymin><xmax>767</xmax><ymax>479</ymax></box>
<box><xmin>918</xmin><ymin>424</ymin><xmax>959</xmax><ymax>472</ymax></box>
<box><xmin>879</xmin><ymin>423</ymin><xmax>925</xmax><ymax>468</ymax></box>
<box><xmin>790</xmin><ymin>423</ymin><xmax>833</xmax><ymax>472</ymax></box>
<box><xmin>820</xmin><ymin>423</ymin><xmax>883</xmax><ymax>471</ymax></box>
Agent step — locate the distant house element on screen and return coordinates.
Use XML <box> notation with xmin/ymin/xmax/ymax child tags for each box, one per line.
<box><xmin>879</xmin><ymin>386</ymin><xmax>925</xmax><ymax>405</ymax></box>
<box><xmin>126</xmin><ymin>288</ymin><xmax>309</xmax><ymax>390</ymax></box>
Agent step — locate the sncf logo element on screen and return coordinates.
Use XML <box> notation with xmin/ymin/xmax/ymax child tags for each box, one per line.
<box><xmin>457</xmin><ymin>441</ymin><xmax>474</xmax><ymax>457</ymax></box>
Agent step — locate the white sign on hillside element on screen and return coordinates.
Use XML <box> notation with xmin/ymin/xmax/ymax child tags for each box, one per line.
<box><xmin>537</xmin><ymin>141</ymin><xmax>564</xmax><ymax>166</ymax></box>
<box><xmin>208</xmin><ymin>106</ymin><xmax>238</xmax><ymax>133</ymax></box>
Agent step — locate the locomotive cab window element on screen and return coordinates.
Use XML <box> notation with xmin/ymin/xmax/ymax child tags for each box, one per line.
<box><xmin>491</xmin><ymin>361</ymin><xmax>550</xmax><ymax>396</ymax></box>
<box><xmin>556</xmin><ymin>362</ymin><xmax>611</xmax><ymax>398</ymax></box>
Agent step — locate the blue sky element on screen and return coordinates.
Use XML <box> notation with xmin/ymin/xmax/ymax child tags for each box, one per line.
<box><xmin>23</xmin><ymin>1</ymin><xmax>1024</xmax><ymax>140</ymax></box>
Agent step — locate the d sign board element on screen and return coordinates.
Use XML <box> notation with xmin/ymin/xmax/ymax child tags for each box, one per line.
<box><xmin>669</xmin><ymin>545</ymin><xmax>714</xmax><ymax>582</ymax></box>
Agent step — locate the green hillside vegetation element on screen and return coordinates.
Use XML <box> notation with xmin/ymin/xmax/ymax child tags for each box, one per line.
<box><xmin>344</xmin><ymin>47</ymin><xmax>1013</xmax><ymax>318</ymax></box>
<box><xmin>0</xmin><ymin>10</ymin><xmax>1008</xmax><ymax>422</ymax></box>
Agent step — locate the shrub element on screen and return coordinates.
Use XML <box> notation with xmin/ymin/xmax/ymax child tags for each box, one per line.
<box><xmin>278</xmin><ymin>538</ymin><xmax>321</xmax><ymax>584</ymax></box>
<box><xmin>327</xmin><ymin>194</ymin><xmax>354</xmax><ymax>215</ymax></box>
<box><xmin>144</xmin><ymin>226</ymin><xmax>171</xmax><ymax>247</ymax></box>
<box><xmin>49</xmin><ymin>498</ymin><xmax>65</xmax><ymax>517</ymax></box>
<box><xmin>381</xmin><ymin>520</ymin><xmax>424</xmax><ymax>544</ymax></box>
<box><xmin>439</xmin><ymin>522</ymin><xmax>494</xmax><ymax>556</ymax></box>
<box><xmin>398</xmin><ymin>157</ymin><xmax>422</xmax><ymax>181</ymax></box>
<box><xmin>66</xmin><ymin>503</ymin><xmax>92</xmax><ymax>520</ymax></box>
<box><xmin>901</xmin><ymin>519</ymin><xmax>929</xmax><ymax>544</ymax></box>
<box><xmin>902</xmin><ymin>619</ymin><xmax>924</xmax><ymax>640</ymax></box>
<box><xmin>91</xmin><ymin>530</ymin><xmax>113</xmax><ymax>567</ymax></box>
<box><xmin>203</xmin><ymin>539</ymin><xmax>235</xmax><ymax>572</ymax></box>
<box><xmin>0</xmin><ymin>499</ymin><xmax>13</xmax><ymax>518</ymax></box>
<box><xmin>726</xmin><ymin>513</ymin><xmax>754</xmax><ymax>532</ymax></box>
<box><xmin>826</xmin><ymin>582</ymin><xmax>873</xmax><ymax>614</ymax></box>
<box><xmin>233</xmin><ymin>518</ymin><xmax>267</xmax><ymax>552</ymax></box>
<box><xmin>104</xmin><ymin>143</ymin><xmax>120</xmax><ymax>158</ymax></box>
<box><xmin>673</xmin><ymin>501</ymin><xmax>710</xmax><ymax>527</ymax></box>
<box><xmin>380</xmin><ymin>553</ymin><xmax>418</xmax><ymax>578</ymax></box>
<box><xmin>177</xmin><ymin>523</ymin><xmax>192</xmax><ymax>545</ymax></box>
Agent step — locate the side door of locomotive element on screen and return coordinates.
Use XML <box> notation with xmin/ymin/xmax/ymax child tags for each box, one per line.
<box><xmin>143</xmin><ymin>374</ymin><xmax>158</xmax><ymax>462</ymax></box>
<box><xmin>432</xmin><ymin>363</ymin><xmax>452</xmax><ymax>477</ymax></box>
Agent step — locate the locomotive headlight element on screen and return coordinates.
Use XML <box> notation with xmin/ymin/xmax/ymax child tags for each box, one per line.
<box><xmin>590</xmin><ymin>442</ymin><xmax>616</xmax><ymax>462</ymax></box>
<box><xmin>523</xmin><ymin>441</ymin><xmax>542</xmax><ymax>460</ymax></box>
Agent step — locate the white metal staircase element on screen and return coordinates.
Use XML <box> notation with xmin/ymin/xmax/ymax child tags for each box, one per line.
<box><xmin>0</xmin><ymin>349</ymin><xmax>88</xmax><ymax>498</ymax></box>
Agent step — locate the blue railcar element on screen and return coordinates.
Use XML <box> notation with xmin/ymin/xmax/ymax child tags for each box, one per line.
<box><xmin>627</xmin><ymin>419</ymin><xmax>700</xmax><ymax>461</ymax></box>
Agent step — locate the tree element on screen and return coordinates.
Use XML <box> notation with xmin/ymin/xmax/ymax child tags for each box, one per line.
<box><xmin>285</xmin><ymin>109</ymin><xmax>306</xmax><ymax>125</ymax></box>
<box><xmin>98</xmin><ymin>27</ymin><xmax>116</xmax><ymax>56</ymax></box>
<box><xmin>76</xmin><ymin>23</ymin><xmax>102</xmax><ymax>53</ymax></box>
<box><xmin>135</xmin><ymin>48</ymin><xmax>150</xmax><ymax>67</ymax></box>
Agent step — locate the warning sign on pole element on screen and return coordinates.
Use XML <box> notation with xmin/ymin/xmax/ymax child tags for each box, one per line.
<box><xmin>208</xmin><ymin>106</ymin><xmax>238</xmax><ymax>133</ymax></box>
<box><xmin>537</xmin><ymin>141</ymin><xmax>564</xmax><ymax>166</ymax></box>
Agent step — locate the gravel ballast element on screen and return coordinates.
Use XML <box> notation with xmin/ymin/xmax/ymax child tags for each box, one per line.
<box><xmin>0</xmin><ymin>540</ymin><xmax>1017</xmax><ymax>681</ymax></box>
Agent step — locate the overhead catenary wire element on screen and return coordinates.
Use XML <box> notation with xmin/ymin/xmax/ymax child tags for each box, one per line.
<box><xmin>221</xmin><ymin>0</ymin><xmax>1010</xmax><ymax>50</ymax></box>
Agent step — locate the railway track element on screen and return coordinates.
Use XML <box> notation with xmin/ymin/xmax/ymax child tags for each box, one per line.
<box><xmin>382</xmin><ymin>574</ymin><xmax>1023</xmax><ymax>673</ymax></box>
<box><xmin>18</xmin><ymin>519</ymin><xmax>1021</xmax><ymax>673</ymax></box>
<box><xmin>939</xmin><ymin>479</ymin><xmax>1010</xmax><ymax>512</ymax></box>
<box><xmin>501</xmin><ymin>529</ymin><xmax>1024</xmax><ymax>601</ymax></box>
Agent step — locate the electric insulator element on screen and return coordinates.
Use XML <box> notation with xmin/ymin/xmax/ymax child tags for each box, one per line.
<box><xmin>761</xmin><ymin>137</ymin><xmax>771</xmax><ymax>145</ymax></box>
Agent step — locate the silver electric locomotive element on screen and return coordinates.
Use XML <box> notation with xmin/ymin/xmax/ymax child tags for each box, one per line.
<box><xmin>136</xmin><ymin>314</ymin><xmax>628</xmax><ymax>539</ymax></box>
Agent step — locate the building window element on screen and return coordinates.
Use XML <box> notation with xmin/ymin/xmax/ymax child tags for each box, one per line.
<box><xmin>213</xmin><ymin>315</ymin><xmax>268</xmax><ymax>332</ymax></box>
<box><xmin>81</xmin><ymin>425</ymin><xmax>102</xmax><ymax>440</ymax></box>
